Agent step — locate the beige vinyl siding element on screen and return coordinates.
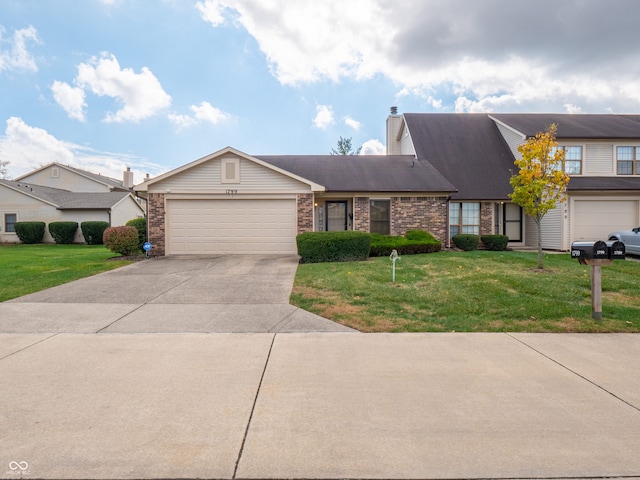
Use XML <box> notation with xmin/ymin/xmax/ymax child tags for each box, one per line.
<box><xmin>585</xmin><ymin>144</ymin><xmax>614</xmax><ymax>174</ymax></box>
<box><xmin>110</xmin><ymin>195</ymin><xmax>145</xmax><ymax>226</ymax></box>
<box><xmin>494</xmin><ymin>122</ymin><xmax>525</xmax><ymax>159</ymax></box>
<box><xmin>19</xmin><ymin>166</ymin><xmax>112</xmax><ymax>192</ymax></box>
<box><xmin>539</xmin><ymin>206</ymin><xmax>565</xmax><ymax>250</ymax></box>
<box><xmin>151</xmin><ymin>157</ymin><xmax>310</xmax><ymax>193</ymax></box>
<box><xmin>399</xmin><ymin>124</ymin><xmax>416</xmax><ymax>155</ymax></box>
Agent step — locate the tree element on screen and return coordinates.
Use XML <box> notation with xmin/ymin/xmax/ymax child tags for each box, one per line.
<box><xmin>330</xmin><ymin>136</ymin><xmax>361</xmax><ymax>155</ymax></box>
<box><xmin>0</xmin><ymin>159</ymin><xmax>9</xmax><ymax>179</ymax></box>
<box><xmin>509</xmin><ymin>124</ymin><xmax>570</xmax><ymax>269</ymax></box>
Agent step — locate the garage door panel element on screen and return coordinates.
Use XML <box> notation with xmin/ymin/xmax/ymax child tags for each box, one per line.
<box><xmin>573</xmin><ymin>200</ymin><xmax>638</xmax><ymax>241</ymax></box>
<box><xmin>167</xmin><ymin>199</ymin><xmax>297</xmax><ymax>255</ymax></box>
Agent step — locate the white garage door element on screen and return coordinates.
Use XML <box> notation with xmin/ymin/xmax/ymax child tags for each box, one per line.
<box><xmin>573</xmin><ymin>200</ymin><xmax>638</xmax><ymax>241</ymax></box>
<box><xmin>167</xmin><ymin>199</ymin><xmax>297</xmax><ymax>254</ymax></box>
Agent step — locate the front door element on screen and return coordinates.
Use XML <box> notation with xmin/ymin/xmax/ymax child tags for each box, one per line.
<box><xmin>503</xmin><ymin>203</ymin><xmax>522</xmax><ymax>242</ymax></box>
<box><xmin>326</xmin><ymin>201</ymin><xmax>348</xmax><ymax>231</ymax></box>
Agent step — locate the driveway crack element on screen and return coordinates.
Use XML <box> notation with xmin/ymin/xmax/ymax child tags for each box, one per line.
<box><xmin>0</xmin><ymin>333</ymin><xmax>58</xmax><ymax>361</ymax></box>
<box><xmin>506</xmin><ymin>333</ymin><xmax>640</xmax><ymax>413</ymax></box>
<box><xmin>233</xmin><ymin>333</ymin><xmax>276</xmax><ymax>479</ymax></box>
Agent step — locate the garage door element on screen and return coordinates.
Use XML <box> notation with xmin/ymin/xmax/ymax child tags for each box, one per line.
<box><xmin>573</xmin><ymin>200</ymin><xmax>638</xmax><ymax>241</ymax></box>
<box><xmin>167</xmin><ymin>199</ymin><xmax>297</xmax><ymax>254</ymax></box>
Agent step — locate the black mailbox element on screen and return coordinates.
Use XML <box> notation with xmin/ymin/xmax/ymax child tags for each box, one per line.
<box><xmin>571</xmin><ymin>240</ymin><xmax>609</xmax><ymax>260</ymax></box>
<box><xmin>606</xmin><ymin>240</ymin><xmax>625</xmax><ymax>260</ymax></box>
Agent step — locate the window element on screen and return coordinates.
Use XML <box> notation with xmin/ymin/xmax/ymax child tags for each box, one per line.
<box><xmin>617</xmin><ymin>146</ymin><xmax>640</xmax><ymax>175</ymax></box>
<box><xmin>552</xmin><ymin>146</ymin><xmax>582</xmax><ymax>174</ymax></box>
<box><xmin>370</xmin><ymin>200</ymin><xmax>390</xmax><ymax>235</ymax></box>
<box><xmin>4</xmin><ymin>213</ymin><xmax>17</xmax><ymax>233</ymax></box>
<box><xmin>450</xmin><ymin>202</ymin><xmax>480</xmax><ymax>237</ymax></box>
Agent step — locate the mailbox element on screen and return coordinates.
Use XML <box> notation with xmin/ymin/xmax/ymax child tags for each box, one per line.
<box><xmin>571</xmin><ymin>240</ymin><xmax>609</xmax><ymax>260</ymax></box>
<box><xmin>606</xmin><ymin>240</ymin><xmax>625</xmax><ymax>260</ymax></box>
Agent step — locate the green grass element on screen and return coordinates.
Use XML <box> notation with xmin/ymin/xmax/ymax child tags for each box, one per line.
<box><xmin>0</xmin><ymin>244</ymin><xmax>135</xmax><ymax>302</ymax></box>
<box><xmin>291</xmin><ymin>250</ymin><xmax>640</xmax><ymax>332</ymax></box>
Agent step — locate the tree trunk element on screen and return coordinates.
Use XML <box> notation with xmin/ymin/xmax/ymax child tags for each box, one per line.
<box><xmin>536</xmin><ymin>218</ymin><xmax>543</xmax><ymax>269</ymax></box>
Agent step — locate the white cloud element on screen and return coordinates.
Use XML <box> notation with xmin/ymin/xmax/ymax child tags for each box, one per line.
<box><xmin>0</xmin><ymin>25</ymin><xmax>40</xmax><ymax>73</ymax></box>
<box><xmin>73</xmin><ymin>52</ymin><xmax>171</xmax><ymax>123</ymax></box>
<box><xmin>168</xmin><ymin>101</ymin><xmax>230</xmax><ymax>130</ymax></box>
<box><xmin>0</xmin><ymin>117</ymin><xmax>164</xmax><ymax>183</ymax></box>
<box><xmin>195</xmin><ymin>0</ymin><xmax>228</xmax><ymax>26</ymax></box>
<box><xmin>360</xmin><ymin>139</ymin><xmax>385</xmax><ymax>155</ymax></box>
<box><xmin>167</xmin><ymin>113</ymin><xmax>198</xmax><ymax>129</ymax></box>
<box><xmin>197</xmin><ymin>1</ymin><xmax>640</xmax><ymax>113</ymax></box>
<box><xmin>344</xmin><ymin>115</ymin><xmax>361</xmax><ymax>130</ymax></box>
<box><xmin>313</xmin><ymin>105</ymin><xmax>334</xmax><ymax>129</ymax></box>
<box><xmin>191</xmin><ymin>101</ymin><xmax>229</xmax><ymax>124</ymax></box>
<box><xmin>51</xmin><ymin>81</ymin><xmax>87</xmax><ymax>122</ymax></box>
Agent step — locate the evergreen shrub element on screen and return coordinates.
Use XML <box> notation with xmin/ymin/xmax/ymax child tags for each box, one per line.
<box><xmin>14</xmin><ymin>221</ymin><xmax>46</xmax><ymax>244</ymax></box>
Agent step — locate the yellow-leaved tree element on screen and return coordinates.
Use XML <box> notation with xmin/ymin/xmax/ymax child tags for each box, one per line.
<box><xmin>509</xmin><ymin>124</ymin><xmax>570</xmax><ymax>269</ymax></box>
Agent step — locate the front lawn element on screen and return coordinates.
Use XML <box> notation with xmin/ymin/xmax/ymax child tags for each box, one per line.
<box><xmin>291</xmin><ymin>250</ymin><xmax>640</xmax><ymax>332</ymax></box>
<box><xmin>0</xmin><ymin>244</ymin><xmax>135</xmax><ymax>302</ymax></box>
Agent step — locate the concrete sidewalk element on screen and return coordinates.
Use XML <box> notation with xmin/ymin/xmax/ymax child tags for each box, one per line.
<box><xmin>2</xmin><ymin>332</ymin><xmax>639</xmax><ymax>479</ymax></box>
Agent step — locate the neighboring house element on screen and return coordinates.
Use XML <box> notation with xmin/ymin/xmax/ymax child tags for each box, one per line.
<box><xmin>138</xmin><ymin>111</ymin><xmax>640</xmax><ymax>256</ymax></box>
<box><xmin>0</xmin><ymin>164</ymin><xmax>145</xmax><ymax>243</ymax></box>
<box><xmin>14</xmin><ymin>162</ymin><xmax>134</xmax><ymax>192</ymax></box>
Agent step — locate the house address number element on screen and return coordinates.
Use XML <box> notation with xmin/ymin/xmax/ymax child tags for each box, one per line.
<box><xmin>226</xmin><ymin>189</ymin><xmax>238</xmax><ymax>196</ymax></box>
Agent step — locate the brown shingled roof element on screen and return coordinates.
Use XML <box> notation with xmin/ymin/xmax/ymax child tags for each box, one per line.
<box><xmin>403</xmin><ymin>113</ymin><xmax>515</xmax><ymax>200</ymax></box>
<box><xmin>256</xmin><ymin>154</ymin><xmax>456</xmax><ymax>193</ymax></box>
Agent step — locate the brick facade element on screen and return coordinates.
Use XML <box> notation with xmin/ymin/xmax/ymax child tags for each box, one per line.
<box><xmin>480</xmin><ymin>202</ymin><xmax>494</xmax><ymax>236</ymax></box>
<box><xmin>353</xmin><ymin>197</ymin><xmax>370</xmax><ymax>232</ymax></box>
<box><xmin>297</xmin><ymin>193</ymin><xmax>314</xmax><ymax>234</ymax></box>
<box><xmin>391</xmin><ymin>196</ymin><xmax>448</xmax><ymax>243</ymax></box>
<box><xmin>147</xmin><ymin>193</ymin><xmax>166</xmax><ymax>256</ymax></box>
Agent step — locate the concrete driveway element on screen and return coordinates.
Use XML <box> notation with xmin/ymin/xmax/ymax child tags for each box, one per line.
<box><xmin>0</xmin><ymin>255</ymin><xmax>354</xmax><ymax>333</ymax></box>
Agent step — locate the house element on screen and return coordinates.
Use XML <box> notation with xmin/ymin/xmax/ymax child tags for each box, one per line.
<box><xmin>1</xmin><ymin>164</ymin><xmax>145</xmax><ymax>243</ymax></box>
<box><xmin>14</xmin><ymin>162</ymin><xmax>134</xmax><ymax>192</ymax></box>
<box><xmin>391</xmin><ymin>112</ymin><xmax>640</xmax><ymax>251</ymax></box>
<box><xmin>137</xmin><ymin>111</ymin><xmax>640</xmax><ymax>256</ymax></box>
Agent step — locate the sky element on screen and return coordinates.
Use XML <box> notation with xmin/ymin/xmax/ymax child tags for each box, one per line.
<box><xmin>2</xmin><ymin>0</ymin><xmax>640</xmax><ymax>184</ymax></box>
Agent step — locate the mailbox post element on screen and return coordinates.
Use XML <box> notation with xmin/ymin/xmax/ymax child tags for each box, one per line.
<box><xmin>571</xmin><ymin>240</ymin><xmax>625</xmax><ymax>320</ymax></box>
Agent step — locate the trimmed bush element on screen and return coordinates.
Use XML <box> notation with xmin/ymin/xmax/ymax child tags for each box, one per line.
<box><xmin>297</xmin><ymin>231</ymin><xmax>371</xmax><ymax>264</ymax></box>
<box><xmin>452</xmin><ymin>234</ymin><xmax>480</xmax><ymax>251</ymax></box>
<box><xmin>103</xmin><ymin>226</ymin><xmax>140</xmax><ymax>256</ymax></box>
<box><xmin>14</xmin><ymin>221</ymin><xmax>46</xmax><ymax>244</ymax></box>
<box><xmin>48</xmin><ymin>221</ymin><xmax>78</xmax><ymax>244</ymax></box>
<box><xmin>481</xmin><ymin>234</ymin><xmax>509</xmax><ymax>251</ymax></box>
<box><xmin>125</xmin><ymin>217</ymin><xmax>147</xmax><ymax>251</ymax></box>
<box><xmin>81</xmin><ymin>221</ymin><xmax>110</xmax><ymax>245</ymax></box>
<box><xmin>369</xmin><ymin>231</ymin><xmax>442</xmax><ymax>257</ymax></box>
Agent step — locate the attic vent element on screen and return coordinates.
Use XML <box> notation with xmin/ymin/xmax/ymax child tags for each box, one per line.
<box><xmin>221</xmin><ymin>157</ymin><xmax>240</xmax><ymax>184</ymax></box>
<box><xmin>52</xmin><ymin>167</ymin><xmax>59</xmax><ymax>178</ymax></box>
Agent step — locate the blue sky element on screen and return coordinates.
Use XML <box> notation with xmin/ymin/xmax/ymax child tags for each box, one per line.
<box><xmin>2</xmin><ymin>0</ymin><xmax>640</xmax><ymax>184</ymax></box>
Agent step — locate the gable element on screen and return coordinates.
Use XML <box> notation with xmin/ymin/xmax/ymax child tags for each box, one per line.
<box><xmin>142</xmin><ymin>148</ymin><xmax>322</xmax><ymax>194</ymax></box>
<box><xmin>16</xmin><ymin>164</ymin><xmax>114</xmax><ymax>193</ymax></box>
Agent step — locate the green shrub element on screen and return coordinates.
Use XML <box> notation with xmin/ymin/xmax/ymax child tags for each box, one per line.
<box><xmin>369</xmin><ymin>232</ymin><xmax>442</xmax><ymax>257</ymax></box>
<box><xmin>297</xmin><ymin>231</ymin><xmax>371</xmax><ymax>263</ymax></box>
<box><xmin>452</xmin><ymin>234</ymin><xmax>480</xmax><ymax>251</ymax></box>
<box><xmin>404</xmin><ymin>229</ymin><xmax>433</xmax><ymax>241</ymax></box>
<box><xmin>48</xmin><ymin>222</ymin><xmax>78</xmax><ymax>244</ymax></box>
<box><xmin>14</xmin><ymin>222</ymin><xmax>46</xmax><ymax>244</ymax></box>
<box><xmin>103</xmin><ymin>226</ymin><xmax>140</xmax><ymax>256</ymax></box>
<box><xmin>125</xmin><ymin>217</ymin><xmax>147</xmax><ymax>250</ymax></box>
<box><xmin>481</xmin><ymin>234</ymin><xmax>509</xmax><ymax>251</ymax></box>
<box><xmin>80</xmin><ymin>221</ymin><xmax>110</xmax><ymax>245</ymax></box>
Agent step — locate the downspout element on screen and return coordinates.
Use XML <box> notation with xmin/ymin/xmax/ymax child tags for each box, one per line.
<box><xmin>445</xmin><ymin>195</ymin><xmax>451</xmax><ymax>248</ymax></box>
